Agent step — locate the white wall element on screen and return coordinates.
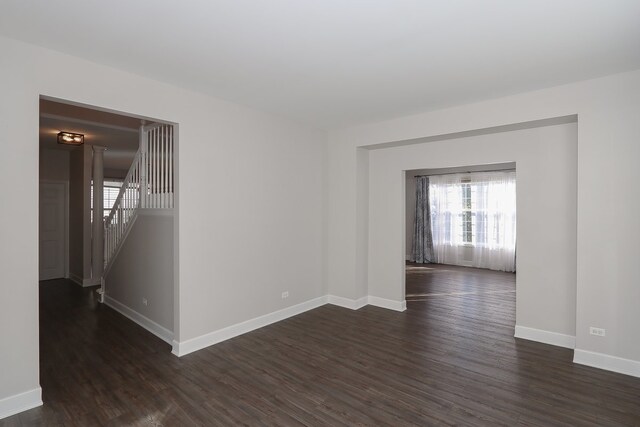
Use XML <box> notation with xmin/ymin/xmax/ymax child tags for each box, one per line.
<box><xmin>369</xmin><ymin>124</ymin><xmax>577</xmax><ymax>337</ymax></box>
<box><xmin>328</xmin><ymin>68</ymin><xmax>640</xmax><ymax>372</ymax></box>
<box><xmin>105</xmin><ymin>212</ymin><xmax>174</xmax><ymax>333</ymax></box>
<box><xmin>0</xmin><ymin>36</ymin><xmax>326</xmax><ymax>407</ymax></box>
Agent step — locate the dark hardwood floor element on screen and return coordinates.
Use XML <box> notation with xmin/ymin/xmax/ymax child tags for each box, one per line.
<box><xmin>405</xmin><ymin>262</ymin><xmax>515</xmax><ymax>301</ymax></box>
<box><xmin>2</xmin><ymin>274</ymin><xmax>640</xmax><ymax>426</ymax></box>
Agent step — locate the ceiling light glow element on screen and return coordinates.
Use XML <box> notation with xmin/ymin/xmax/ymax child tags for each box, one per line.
<box><xmin>57</xmin><ymin>131</ymin><xmax>84</xmax><ymax>145</ymax></box>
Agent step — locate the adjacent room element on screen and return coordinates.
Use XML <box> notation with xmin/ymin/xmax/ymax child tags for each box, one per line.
<box><xmin>1</xmin><ymin>1</ymin><xmax>640</xmax><ymax>425</ymax></box>
<box><xmin>38</xmin><ymin>98</ymin><xmax>178</xmax><ymax>383</ymax></box>
<box><xmin>405</xmin><ymin>164</ymin><xmax>517</xmax><ymax>307</ymax></box>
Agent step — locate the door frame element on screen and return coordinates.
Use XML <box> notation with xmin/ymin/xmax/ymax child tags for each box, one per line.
<box><xmin>40</xmin><ymin>94</ymin><xmax>180</xmax><ymax>348</ymax></box>
<box><xmin>39</xmin><ymin>179</ymin><xmax>69</xmax><ymax>280</ymax></box>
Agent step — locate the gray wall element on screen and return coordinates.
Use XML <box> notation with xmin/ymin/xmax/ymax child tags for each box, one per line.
<box><xmin>39</xmin><ymin>149</ymin><xmax>69</xmax><ymax>182</ymax></box>
<box><xmin>328</xmin><ymin>68</ymin><xmax>640</xmax><ymax>369</ymax></box>
<box><xmin>0</xmin><ymin>35</ymin><xmax>326</xmax><ymax>406</ymax></box>
<box><xmin>370</xmin><ymin>123</ymin><xmax>576</xmax><ymax>337</ymax></box>
<box><xmin>105</xmin><ymin>212</ymin><xmax>174</xmax><ymax>332</ymax></box>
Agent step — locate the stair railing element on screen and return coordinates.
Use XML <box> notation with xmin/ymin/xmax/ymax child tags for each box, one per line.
<box><xmin>103</xmin><ymin>124</ymin><xmax>175</xmax><ymax>270</ymax></box>
<box><xmin>104</xmin><ymin>149</ymin><xmax>142</xmax><ymax>268</ymax></box>
<box><xmin>143</xmin><ymin>124</ymin><xmax>174</xmax><ymax>209</ymax></box>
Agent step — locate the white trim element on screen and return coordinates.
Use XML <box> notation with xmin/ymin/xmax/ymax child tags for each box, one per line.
<box><xmin>327</xmin><ymin>295</ymin><xmax>406</xmax><ymax>312</ymax></box>
<box><xmin>0</xmin><ymin>387</ymin><xmax>42</xmax><ymax>420</ymax></box>
<box><xmin>69</xmin><ymin>273</ymin><xmax>83</xmax><ymax>286</ymax></box>
<box><xmin>514</xmin><ymin>325</ymin><xmax>576</xmax><ymax>349</ymax></box>
<box><xmin>574</xmin><ymin>349</ymin><xmax>640</xmax><ymax>378</ymax></box>
<box><xmin>138</xmin><ymin>208</ymin><xmax>174</xmax><ymax>217</ymax></box>
<box><xmin>367</xmin><ymin>296</ymin><xmax>407</xmax><ymax>312</ymax></box>
<box><xmin>104</xmin><ymin>295</ymin><xmax>173</xmax><ymax>344</ymax></box>
<box><xmin>83</xmin><ymin>277</ymin><xmax>100</xmax><ymax>287</ymax></box>
<box><xmin>172</xmin><ymin>294</ymin><xmax>410</xmax><ymax>358</ymax></box>
<box><xmin>172</xmin><ymin>296</ymin><xmax>328</xmax><ymax>357</ymax></box>
<box><xmin>69</xmin><ymin>273</ymin><xmax>100</xmax><ymax>287</ymax></box>
<box><xmin>84</xmin><ymin>278</ymin><xmax>99</xmax><ymax>287</ymax></box>
<box><xmin>327</xmin><ymin>295</ymin><xmax>368</xmax><ymax>310</ymax></box>
<box><xmin>69</xmin><ymin>273</ymin><xmax>100</xmax><ymax>288</ymax></box>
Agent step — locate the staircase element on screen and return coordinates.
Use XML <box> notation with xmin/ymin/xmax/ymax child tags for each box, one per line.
<box><xmin>102</xmin><ymin>124</ymin><xmax>174</xmax><ymax>281</ymax></box>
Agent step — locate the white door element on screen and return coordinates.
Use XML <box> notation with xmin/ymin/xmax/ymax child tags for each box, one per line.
<box><xmin>39</xmin><ymin>182</ymin><xmax>66</xmax><ymax>280</ymax></box>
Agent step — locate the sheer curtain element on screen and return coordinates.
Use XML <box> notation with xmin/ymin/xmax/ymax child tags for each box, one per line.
<box><xmin>429</xmin><ymin>171</ymin><xmax>516</xmax><ymax>272</ymax></box>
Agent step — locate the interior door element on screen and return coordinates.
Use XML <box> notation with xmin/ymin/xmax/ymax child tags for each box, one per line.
<box><xmin>39</xmin><ymin>182</ymin><xmax>66</xmax><ymax>280</ymax></box>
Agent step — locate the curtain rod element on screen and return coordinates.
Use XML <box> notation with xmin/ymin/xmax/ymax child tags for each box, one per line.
<box><xmin>413</xmin><ymin>168</ymin><xmax>515</xmax><ymax>178</ymax></box>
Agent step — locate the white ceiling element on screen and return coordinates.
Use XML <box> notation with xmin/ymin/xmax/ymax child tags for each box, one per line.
<box><xmin>3</xmin><ymin>1</ymin><xmax>640</xmax><ymax>129</ymax></box>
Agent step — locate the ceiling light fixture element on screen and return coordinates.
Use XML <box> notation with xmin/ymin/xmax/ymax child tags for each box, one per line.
<box><xmin>57</xmin><ymin>131</ymin><xmax>84</xmax><ymax>145</ymax></box>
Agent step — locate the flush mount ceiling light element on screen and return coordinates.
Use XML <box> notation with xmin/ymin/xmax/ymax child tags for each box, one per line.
<box><xmin>57</xmin><ymin>131</ymin><xmax>84</xmax><ymax>145</ymax></box>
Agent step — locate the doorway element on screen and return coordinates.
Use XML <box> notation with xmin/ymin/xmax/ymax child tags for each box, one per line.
<box><xmin>405</xmin><ymin>164</ymin><xmax>517</xmax><ymax>304</ymax></box>
<box><xmin>38</xmin><ymin>95</ymin><xmax>179</xmax><ymax>344</ymax></box>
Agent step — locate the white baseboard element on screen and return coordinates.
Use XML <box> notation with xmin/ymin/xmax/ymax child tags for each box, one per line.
<box><xmin>327</xmin><ymin>295</ymin><xmax>406</xmax><ymax>312</ymax></box>
<box><xmin>172</xmin><ymin>296</ymin><xmax>328</xmax><ymax>357</ymax></box>
<box><xmin>327</xmin><ymin>295</ymin><xmax>368</xmax><ymax>310</ymax></box>
<box><xmin>574</xmin><ymin>349</ymin><xmax>640</xmax><ymax>378</ymax></box>
<box><xmin>367</xmin><ymin>296</ymin><xmax>407</xmax><ymax>312</ymax></box>
<box><xmin>514</xmin><ymin>325</ymin><xmax>575</xmax><ymax>349</ymax></box>
<box><xmin>0</xmin><ymin>387</ymin><xmax>42</xmax><ymax>420</ymax></box>
<box><xmin>69</xmin><ymin>273</ymin><xmax>84</xmax><ymax>286</ymax></box>
<box><xmin>69</xmin><ymin>273</ymin><xmax>99</xmax><ymax>288</ymax></box>
<box><xmin>82</xmin><ymin>278</ymin><xmax>100</xmax><ymax>287</ymax></box>
<box><xmin>104</xmin><ymin>296</ymin><xmax>173</xmax><ymax>344</ymax></box>
<box><xmin>173</xmin><ymin>294</ymin><xmax>408</xmax><ymax>358</ymax></box>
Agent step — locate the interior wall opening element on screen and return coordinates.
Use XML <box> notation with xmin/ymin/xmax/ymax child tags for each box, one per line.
<box><xmin>365</xmin><ymin>117</ymin><xmax>576</xmax><ymax>339</ymax></box>
<box><xmin>405</xmin><ymin>163</ymin><xmax>516</xmax><ymax>313</ymax></box>
<box><xmin>38</xmin><ymin>96</ymin><xmax>179</xmax><ymax>367</ymax></box>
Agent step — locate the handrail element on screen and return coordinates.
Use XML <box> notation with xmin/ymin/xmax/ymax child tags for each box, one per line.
<box><xmin>103</xmin><ymin>124</ymin><xmax>174</xmax><ymax>269</ymax></box>
<box><xmin>106</xmin><ymin>149</ymin><xmax>141</xmax><ymax>224</ymax></box>
<box><xmin>104</xmin><ymin>149</ymin><xmax>142</xmax><ymax>267</ymax></box>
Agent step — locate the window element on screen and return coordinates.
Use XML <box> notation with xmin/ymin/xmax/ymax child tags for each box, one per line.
<box><xmin>427</xmin><ymin>170</ymin><xmax>516</xmax><ymax>271</ymax></box>
<box><xmin>91</xmin><ymin>180</ymin><xmax>122</xmax><ymax>222</ymax></box>
<box><xmin>428</xmin><ymin>170</ymin><xmax>516</xmax><ymax>271</ymax></box>
<box><xmin>460</xmin><ymin>182</ymin><xmax>472</xmax><ymax>243</ymax></box>
<box><xmin>430</xmin><ymin>171</ymin><xmax>516</xmax><ymax>249</ymax></box>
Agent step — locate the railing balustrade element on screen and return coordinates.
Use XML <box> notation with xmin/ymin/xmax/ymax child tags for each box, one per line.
<box><xmin>103</xmin><ymin>124</ymin><xmax>174</xmax><ymax>269</ymax></box>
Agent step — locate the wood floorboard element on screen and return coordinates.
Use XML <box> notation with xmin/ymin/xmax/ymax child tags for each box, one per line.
<box><xmin>2</xmin><ymin>269</ymin><xmax>640</xmax><ymax>426</ymax></box>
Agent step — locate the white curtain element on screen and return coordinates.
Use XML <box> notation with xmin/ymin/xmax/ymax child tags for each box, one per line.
<box><xmin>429</xmin><ymin>171</ymin><xmax>516</xmax><ymax>272</ymax></box>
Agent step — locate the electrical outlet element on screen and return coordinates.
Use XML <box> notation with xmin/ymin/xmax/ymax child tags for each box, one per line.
<box><xmin>281</xmin><ymin>291</ymin><xmax>289</xmax><ymax>299</ymax></box>
<box><xmin>589</xmin><ymin>327</ymin><xmax>605</xmax><ymax>337</ymax></box>
<box><xmin>142</xmin><ymin>298</ymin><xmax>148</xmax><ymax>306</ymax></box>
